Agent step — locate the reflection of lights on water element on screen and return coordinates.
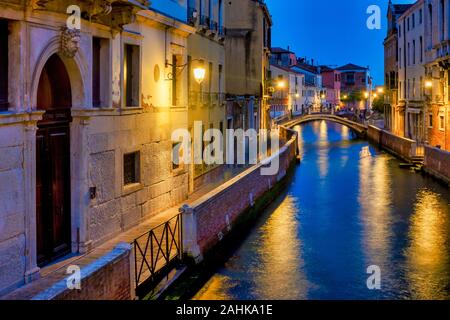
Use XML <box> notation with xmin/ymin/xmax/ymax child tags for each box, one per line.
<box><xmin>318</xmin><ymin>121</ymin><xmax>329</xmax><ymax>177</ymax></box>
<box><xmin>406</xmin><ymin>189</ymin><xmax>450</xmax><ymax>300</ymax></box>
<box><xmin>341</xmin><ymin>125</ymin><xmax>350</xmax><ymax>140</ymax></box>
<box><xmin>254</xmin><ymin>196</ymin><xmax>308</xmax><ymax>299</ymax></box>
<box><xmin>359</xmin><ymin>155</ymin><xmax>392</xmax><ymax>270</ymax></box>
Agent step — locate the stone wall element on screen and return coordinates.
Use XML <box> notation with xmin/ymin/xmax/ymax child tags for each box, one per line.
<box><xmin>367</xmin><ymin>125</ymin><xmax>417</xmax><ymax>161</ymax></box>
<box><xmin>0</xmin><ymin>123</ymin><xmax>26</xmax><ymax>295</ymax></box>
<box><xmin>87</xmin><ymin>111</ymin><xmax>189</xmax><ymax>248</ymax></box>
<box><xmin>424</xmin><ymin>146</ymin><xmax>450</xmax><ymax>184</ymax></box>
<box><xmin>182</xmin><ymin>127</ymin><xmax>298</xmax><ymax>260</ymax></box>
<box><xmin>31</xmin><ymin>244</ymin><xmax>133</xmax><ymax>300</ymax></box>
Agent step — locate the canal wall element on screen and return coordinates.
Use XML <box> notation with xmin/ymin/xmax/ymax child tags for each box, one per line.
<box><xmin>424</xmin><ymin>146</ymin><xmax>450</xmax><ymax>185</ymax></box>
<box><xmin>367</xmin><ymin>125</ymin><xmax>418</xmax><ymax>161</ymax></box>
<box><xmin>13</xmin><ymin>244</ymin><xmax>135</xmax><ymax>301</ymax></box>
<box><xmin>182</xmin><ymin>126</ymin><xmax>298</xmax><ymax>262</ymax></box>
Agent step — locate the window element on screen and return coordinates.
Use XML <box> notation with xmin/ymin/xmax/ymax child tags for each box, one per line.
<box><xmin>408</xmin><ymin>42</ymin><xmax>410</xmax><ymax>65</ymax></box>
<box><xmin>429</xmin><ymin>114</ymin><xmax>433</xmax><ymax>127</ymax></box>
<box><xmin>419</xmin><ymin>9</ymin><xmax>423</xmax><ymax>24</ymax></box>
<box><xmin>92</xmin><ymin>37</ymin><xmax>101</xmax><ymax>108</ymax></box>
<box><xmin>412</xmin><ymin>13</ymin><xmax>415</xmax><ymax>28</ymax></box>
<box><xmin>0</xmin><ymin>20</ymin><xmax>8</xmax><ymax>111</ymax></box>
<box><xmin>413</xmin><ymin>78</ymin><xmax>416</xmax><ymax>97</ymax></box>
<box><xmin>218</xmin><ymin>64</ymin><xmax>223</xmax><ymax>94</ymax></box>
<box><xmin>172</xmin><ymin>54</ymin><xmax>182</xmax><ymax>106</ymax></box>
<box><xmin>413</xmin><ymin>40</ymin><xmax>416</xmax><ymax>64</ymax></box>
<box><xmin>407</xmin><ymin>17</ymin><xmax>410</xmax><ymax>31</ymax></box>
<box><xmin>439</xmin><ymin>115</ymin><xmax>445</xmax><ymax>130</ymax></box>
<box><xmin>124</xmin><ymin>44</ymin><xmax>140</xmax><ymax>107</ymax></box>
<box><xmin>172</xmin><ymin>142</ymin><xmax>182</xmax><ymax>170</ymax></box>
<box><xmin>124</xmin><ymin>152</ymin><xmax>140</xmax><ymax>185</ymax></box>
<box><xmin>420</xmin><ymin>36</ymin><xmax>423</xmax><ymax>62</ymax></box>
<box><xmin>399</xmin><ymin>25</ymin><xmax>402</xmax><ymax>37</ymax></box>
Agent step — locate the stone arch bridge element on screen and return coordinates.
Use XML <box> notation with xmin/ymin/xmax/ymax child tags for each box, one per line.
<box><xmin>281</xmin><ymin>114</ymin><xmax>367</xmax><ymax>137</ymax></box>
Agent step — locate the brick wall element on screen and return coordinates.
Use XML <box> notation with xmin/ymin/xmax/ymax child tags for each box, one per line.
<box><xmin>31</xmin><ymin>244</ymin><xmax>134</xmax><ymax>300</ymax></box>
<box><xmin>424</xmin><ymin>146</ymin><xmax>450</xmax><ymax>184</ymax></box>
<box><xmin>182</xmin><ymin>127</ymin><xmax>298</xmax><ymax>260</ymax></box>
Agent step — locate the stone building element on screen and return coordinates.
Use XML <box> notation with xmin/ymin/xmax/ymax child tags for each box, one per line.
<box><xmin>224</xmin><ymin>0</ymin><xmax>272</xmax><ymax>131</ymax></box>
<box><xmin>336</xmin><ymin>63</ymin><xmax>372</xmax><ymax>114</ymax></box>
<box><xmin>269</xmin><ymin>63</ymin><xmax>304</xmax><ymax>118</ymax></box>
<box><xmin>0</xmin><ymin>0</ymin><xmax>194</xmax><ymax>295</ymax></box>
<box><xmin>320</xmin><ymin>66</ymin><xmax>341</xmax><ymax>111</ymax></box>
<box><xmin>384</xmin><ymin>1</ymin><xmax>413</xmax><ymax>134</ymax></box>
<box><xmin>397</xmin><ymin>0</ymin><xmax>426</xmax><ymax>143</ymax></box>
<box><xmin>292</xmin><ymin>60</ymin><xmax>323</xmax><ymax>113</ymax></box>
<box><xmin>424</xmin><ymin>0</ymin><xmax>450</xmax><ymax>151</ymax></box>
<box><xmin>186</xmin><ymin>0</ymin><xmax>226</xmax><ymax>190</ymax></box>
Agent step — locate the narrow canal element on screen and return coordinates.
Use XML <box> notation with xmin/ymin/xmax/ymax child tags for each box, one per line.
<box><xmin>193</xmin><ymin>120</ymin><xmax>450</xmax><ymax>300</ymax></box>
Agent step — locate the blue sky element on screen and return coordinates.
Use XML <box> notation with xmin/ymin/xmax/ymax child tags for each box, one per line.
<box><xmin>265</xmin><ymin>0</ymin><xmax>415</xmax><ymax>85</ymax></box>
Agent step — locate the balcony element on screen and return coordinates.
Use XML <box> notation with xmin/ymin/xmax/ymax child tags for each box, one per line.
<box><xmin>189</xmin><ymin>92</ymin><xmax>226</xmax><ymax>108</ymax></box>
<box><xmin>199</xmin><ymin>15</ymin><xmax>210</xmax><ymax>32</ymax></box>
<box><xmin>207</xmin><ymin>20</ymin><xmax>218</xmax><ymax>37</ymax></box>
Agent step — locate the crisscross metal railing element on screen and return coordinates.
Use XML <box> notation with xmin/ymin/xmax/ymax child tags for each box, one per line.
<box><xmin>133</xmin><ymin>214</ymin><xmax>182</xmax><ymax>289</ymax></box>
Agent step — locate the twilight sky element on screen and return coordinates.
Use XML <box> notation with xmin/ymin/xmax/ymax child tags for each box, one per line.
<box><xmin>265</xmin><ymin>0</ymin><xmax>415</xmax><ymax>85</ymax></box>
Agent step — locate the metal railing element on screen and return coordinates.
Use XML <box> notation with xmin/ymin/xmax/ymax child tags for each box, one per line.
<box><xmin>189</xmin><ymin>92</ymin><xmax>226</xmax><ymax>108</ymax></box>
<box><xmin>133</xmin><ymin>214</ymin><xmax>182</xmax><ymax>289</ymax></box>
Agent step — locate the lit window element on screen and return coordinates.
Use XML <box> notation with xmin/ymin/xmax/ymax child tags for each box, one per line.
<box><xmin>429</xmin><ymin>114</ymin><xmax>433</xmax><ymax>127</ymax></box>
<box><xmin>439</xmin><ymin>115</ymin><xmax>445</xmax><ymax>130</ymax></box>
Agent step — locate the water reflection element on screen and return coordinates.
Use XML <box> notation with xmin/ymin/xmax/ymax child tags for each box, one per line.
<box><xmin>406</xmin><ymin>189</ymin><xmax>450</xmax><ymax>300</ymax></box>
<box><xmin>194</xmin><ymin>121</ymin><xmax>450</xmax><ymax>300</ymax></box>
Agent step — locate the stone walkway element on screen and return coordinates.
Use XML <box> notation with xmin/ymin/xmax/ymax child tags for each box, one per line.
<box><xmin>1</xmin><ymin>165</ymin><xmax>246</xmax><ymax>300</ymax></box>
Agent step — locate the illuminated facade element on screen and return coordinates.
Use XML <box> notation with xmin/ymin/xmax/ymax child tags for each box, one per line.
<box><xmin>0</xmin><ymin>0</ymin><xmax>193</xmax><ymax>295</ymax></box>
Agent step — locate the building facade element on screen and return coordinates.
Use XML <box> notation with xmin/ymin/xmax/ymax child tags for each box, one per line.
<box><xmin>423</xmin><ymin>0</ymin><xmax>450</xmax><ymax>150</ymax></box>
<box><xmin>397</xmin><ymin>0</ymin><xmax>426</xmax><ymax>142</ymax></box>
<box><xmin>384</xmin><ymin>2</ymin><xmax>412</xmax><ymax>133</ymax></box>
<box><xmin>292</xmin><ymin>60</ymin><xmax>323</xmax><ymax>113</ymax></box>
<box><xmin>337</xmin><ymin>63</ymin><xmax>372</xmax><ymax>114</ymax></box>
<box><xmin>320</xmin><ymin>66</ymin><xmax>341</xmax><ymax>111</ymax></box>
<box><xmin>269</xmin><ymin>64</ymin><xmax>304</xmax><ymax>118</ymax></box>
<box><xmin>0</xmin><ymin>0</ymin><xmax>194</xmax><ymax>295</ymax></box>
<box><xmin>186</xmin><ymin>0</ymin><xmax>226</xmax><ymax>190</ymax></box>
<box><xmin>224</xmin><ymin>0</ymin><xmax>272</xmax><ymax>131</ymax></box>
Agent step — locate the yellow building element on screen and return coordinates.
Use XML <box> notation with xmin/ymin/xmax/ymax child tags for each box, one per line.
<box><xmin>225</xmin><ymin>0</ymin><xmax>272</xmax><ymax>131</ymax></box>
<box><xmin>186</xmin><ymin>0</ymin><xmax>226</xmax><ymax>191</ymax></box>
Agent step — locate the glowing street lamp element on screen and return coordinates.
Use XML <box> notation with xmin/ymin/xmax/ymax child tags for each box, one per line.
<box><xmin>295</xmin><ymin>93</ymin><xmax>300</xmax><ymax>98</ymax></box>
<box><xmin>373</xmin><ymin>93</ymin><xmax>378</xmax><ymax>98</ymax></box>
<box><xmin>193</xmin><ymin>66</ymin><xmax>206</xmax><ymax>84</ymax></box>
<box><xmin>425</xmin><ymin>80</ymin><xmax>433</xmax><ymax>88</ymax></box>
<box><xmin>277</xmin><ymin>80</ymin><xmax>286</xmax><ymax>89</ymax></box>
<box><xmin>364</xmin><ymin>91</ymin><xmax>369</xmax><ymax>99</ymax></box>
<box><xmin>377</xmin><ymin>87</ymin><xmax>384</xmax><ymax>94</ymax></box>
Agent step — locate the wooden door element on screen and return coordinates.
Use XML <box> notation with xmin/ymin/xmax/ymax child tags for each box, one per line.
<box><xmin>36</xmin><ymin>54</ymin><xmax>72</xmax><ymax>267</ymax></box>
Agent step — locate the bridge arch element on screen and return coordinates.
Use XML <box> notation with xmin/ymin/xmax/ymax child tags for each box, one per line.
<box><xmin>284</xmin><ymin>114</ymin><xmax>367</xmax><ymax>137</ymax></box>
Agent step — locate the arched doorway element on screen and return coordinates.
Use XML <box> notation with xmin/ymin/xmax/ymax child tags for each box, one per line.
<box><xmin>36</xmin><ymin>54</ymin><xmax>72</xmax><ymax>267</ymax></box>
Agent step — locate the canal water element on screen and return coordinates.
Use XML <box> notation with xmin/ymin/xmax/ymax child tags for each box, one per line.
<box><xmin>193</xmin><ymin>120</ymin><xmax>450</xmax><ymax>300</ymax></box>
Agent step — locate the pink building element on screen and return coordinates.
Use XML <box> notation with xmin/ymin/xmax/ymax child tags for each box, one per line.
<box><xmin>320</xmin><ymin>66</ymin><xmax>341</xmax><ymax>109</ymax></box>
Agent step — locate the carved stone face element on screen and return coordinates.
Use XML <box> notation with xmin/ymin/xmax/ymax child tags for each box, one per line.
<box><xmin>61</xmin><ymin>27</ymin><xmax>81</xmax><ymax>58</ymax></box>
